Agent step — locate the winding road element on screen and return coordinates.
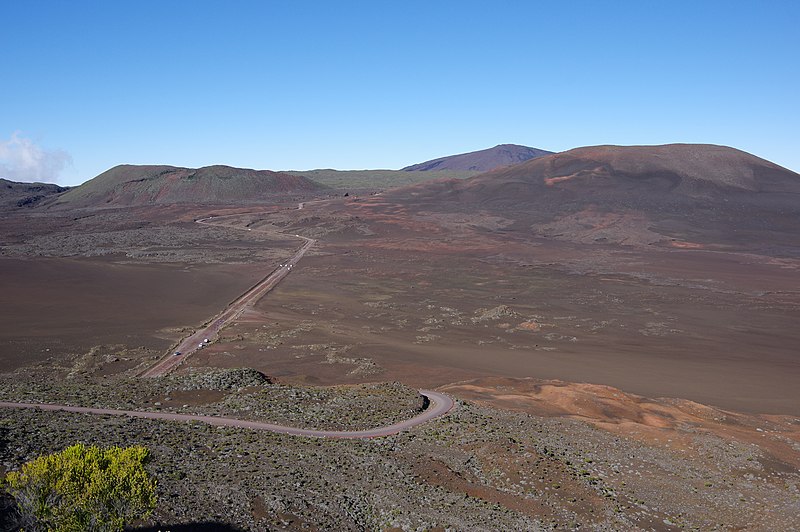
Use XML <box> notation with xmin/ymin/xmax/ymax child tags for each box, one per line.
<box><xmin>141</xmin><ymin>217</ymin><xmax>315</xmax><ymax>377</ymax></box>
<box><xmin>0</xmin><ymin>390</ymin><xmax>454</xmax><ymax>439</ymax></box>
<box><xmin>61</xmin><ymin>210</ymin><xmax>457</xmax><ymax>438</ymax></box>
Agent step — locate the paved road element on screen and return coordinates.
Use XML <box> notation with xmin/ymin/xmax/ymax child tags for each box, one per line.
<box><xmin>141</xmin><ymin>217</ymin><xmax>315</xmax><ymax>377</ymax></box>
<box><xmin>0</xmin><ymin>390</ymin><xmax>454</xmax><ymax>439</ymax></box>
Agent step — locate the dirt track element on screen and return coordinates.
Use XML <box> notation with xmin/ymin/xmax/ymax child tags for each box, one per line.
<box><xmin>0</xmin><ymin>390</ymin><xmax>454</xmax><ymax>439</ymax></box>
<box><xmin>141</xmin><ymin>217</ymin><xmax>315</xmax><ymax>377</ymax></box>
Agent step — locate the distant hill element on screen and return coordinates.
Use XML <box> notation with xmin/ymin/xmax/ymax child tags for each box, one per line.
<box><xmin>453</xmin><ymin>144</ymin><xmax>800</xmax><ymax>199</ymax></box>
<box><xmin>53</xmin><ymin>165</ymin><xmax>325</xmax><ymax>208</ymax></box>
<box><xmin>0</xmin><ymin>178</ymin><xmax>68</xmax><ymax>209</ymax></box>
<box><xmin>384</xmin><ymin>144</ymin><xmax>800</xmax><ymax>252</ymax></box>
<box><xmin>286</xmin><ymin>169</ymin><xmax>480</xmax><ymax>192</ymax></box>
<box><xmin>401</xmin><ymin>144</ymin><xmax>553</xmax><ymax>172</ymax></box>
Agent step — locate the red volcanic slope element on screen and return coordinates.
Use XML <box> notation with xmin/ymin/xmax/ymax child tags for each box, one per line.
<box><xmin>52</xmin><ymin>164</ymin><xmax>325</xmax><ymax>208</ymax></box>
<box><xmin>471</xmin><ymin>144</ymin><xmax>798</xmax><ymax>193</ymax></box>
<box><xmin>394</xmin><ymin>143</ymin><xmax>800</xmax><ymax>203</ymax></box>
<box><xmin>385</xmin><ymin>144</ymin><xmax>800</xmax><ymax>251</ymax></box>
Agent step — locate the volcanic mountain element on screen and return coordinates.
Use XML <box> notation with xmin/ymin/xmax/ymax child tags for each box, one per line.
<box><xmin>401</xmin><ymin>143</ymin><xmax>553</xmax><ymax>172</ymax></box>
<box><xmin>0</xmin><ymin>178</ymin><xmax>68</xmax><ymax>209</ymax></box>
<box><xmin>386</xmin><ymin>144</ymin><xmax>800</xmax><ymax>252</ymax></box>
<box><xmin>52</xmin><ymin>164</ymin><xmax>325</xmax><ymax>208</ymax></box>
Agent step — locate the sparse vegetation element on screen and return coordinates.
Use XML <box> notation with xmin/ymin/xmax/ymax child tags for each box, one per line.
<box><xmin>1</xmin><ymin>369</ymin><xmax>797</xmax><ymax>530</ymax></box>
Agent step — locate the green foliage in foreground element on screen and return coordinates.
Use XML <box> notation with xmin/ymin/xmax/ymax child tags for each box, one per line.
<box><xmin>2</xmin><ymin>443</ymin><xmax>157</xmax><ymax>532</ymax></box>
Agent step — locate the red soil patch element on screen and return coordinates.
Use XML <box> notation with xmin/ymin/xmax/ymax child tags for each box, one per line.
<box><xmin>443</xmin><ymin>377</ymin><xmax>800</xmax><ymax>469</ymax></box>
<box><xmin>669</xmin><ymin>241</ymin><xmax>704</xmax><ymax>249</ymax></box>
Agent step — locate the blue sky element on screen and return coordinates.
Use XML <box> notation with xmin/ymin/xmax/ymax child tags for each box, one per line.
<box><xmin>2</xmin><ymin>1</ymin><xmax>798</xmax><ymax>185</ymax></box>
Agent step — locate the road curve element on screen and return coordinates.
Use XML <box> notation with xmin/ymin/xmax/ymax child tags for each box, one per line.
<box><xmin>0</xmin><ymin>390</ymin><xmax>455</xmax><ymax>439</ymax></box>
<box><xmin>141</xmin><ymin>218</ymin><xmax>315</xmax><ymax>378</ymax></box>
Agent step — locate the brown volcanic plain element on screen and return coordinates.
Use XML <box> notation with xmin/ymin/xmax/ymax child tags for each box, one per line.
<box><xmin>2</xmin><ymin>144</ymin><xmax>800</xmax><ymax>530</ymax></box>
<box><xmin>187</xmin><ymin>144</ymin><xmax>800</xmax><ymax>412</ymax></box>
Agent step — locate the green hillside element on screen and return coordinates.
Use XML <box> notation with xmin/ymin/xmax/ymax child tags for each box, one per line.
<box><xmin>286</xmin><ymin>169</ymin><xmax>479</xmax><ymax>192</ymax></box>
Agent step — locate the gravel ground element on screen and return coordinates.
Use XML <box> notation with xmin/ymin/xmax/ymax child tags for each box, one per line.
<box><xmin>2</xmin><ymin>222</ymin><xmax>291</xmax><ymax>264</ymax></box>
<box><xmin>0</xmin><ymin>369</ymin><xmax>425</xmax><ymax>432</ymax></box>
<box><xmin>2</xmin><ymin>370</ymin><xmax>797</xmax><ymax>530</ymax></box>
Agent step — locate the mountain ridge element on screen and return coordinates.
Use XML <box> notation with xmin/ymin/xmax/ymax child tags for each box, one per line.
<box><xmin>51</xmin><ymin>164</ymin><xmax>324</xmax><ymax>208</ymax></box>
<box><xmin>0</xmin><ymin>178</ymin><xmax>68</xmax><ymax>209</ymax></box>
<box><xmin>382</xmin><ymin>143</ymin><xmax>800</xmax><ymax>253</ymax></box>
<box><xmin>401</xmin><ymin>143</ymin><xmax>553</xmax><ymax>172</ymax></box>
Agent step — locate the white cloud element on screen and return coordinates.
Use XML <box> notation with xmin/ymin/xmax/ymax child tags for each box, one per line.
<box><xmin>0</xmin><ymin>132</ymin><xmax>73</xmax><ymax>184</ymax></box>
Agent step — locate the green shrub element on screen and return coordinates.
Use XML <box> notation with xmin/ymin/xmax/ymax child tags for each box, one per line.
<box><xmin>2</xmin><ymin>443</ymin><xmax>157</xmax><ymax>531</ymax></box>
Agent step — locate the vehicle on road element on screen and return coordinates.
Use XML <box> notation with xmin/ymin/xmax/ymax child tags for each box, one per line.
<box><xmin>141</xmin><ymin>215</ymin><xmax>317</xmax><ymax>378</ymax></box>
